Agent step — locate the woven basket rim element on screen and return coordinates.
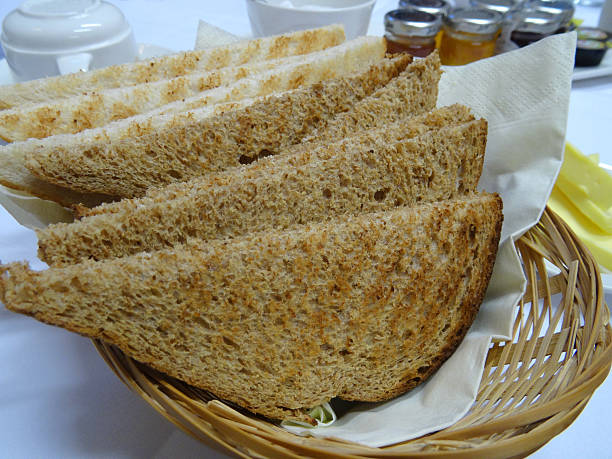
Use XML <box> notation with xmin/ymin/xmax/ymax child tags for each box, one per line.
<box><xmin>93</xmin><ymin>206</ymin><xmax>612</xmax><ymax>458</ymax></box>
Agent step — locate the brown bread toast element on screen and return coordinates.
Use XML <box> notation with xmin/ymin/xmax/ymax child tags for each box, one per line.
<box><xmin>22</xmin><ymin>54</ymin><xmax>414</xmax><ymax>198</ymax></box>
<box><xmin>1</xmin><ymin>193</ymin><xmax>503</xmax><ymax>424</ymax></box>
<box><xmin>38</xmin><ymin>108</ymin><xmax>484</xmax><ymax>265</ymax></box>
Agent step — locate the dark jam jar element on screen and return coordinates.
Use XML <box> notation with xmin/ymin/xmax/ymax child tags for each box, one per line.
<box><xmin>510</xmin><ymin>10</ymin><xmax>562</xmax><ymax>47</ymax></box>
<box><xmin>439</xmin><ymin>8</ymin><xmax>503</xmax><ymax>65</ymax></box>
<box><xmin>384</xmin><ymin>9</ymin><xmax>442</xmax><ymax>57</ymax></box>
<box><xmin>525</xmin><ymin>0</ymin><xmax>575</xmax><ymax>32</ymax></box>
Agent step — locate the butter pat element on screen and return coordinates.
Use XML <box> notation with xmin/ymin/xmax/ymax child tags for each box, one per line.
<box><xmin>549</xmin><ymin>186</ymin><xmax>612</xmax><ymax>271</ymax></box>
<box><xmin>555</xmin><ymin>143</ymin><xmax>612</xmax><ymax>233</ymax></box>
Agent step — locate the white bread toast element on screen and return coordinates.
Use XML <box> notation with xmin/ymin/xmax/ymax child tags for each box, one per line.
<box><xmin>0</xmin><ymin>24</ymin><xmax>345</xmax><ymax>110</ymax></box>
<box><xmin>0</xmin><ymin>36</ymin><xmax>385</xmax><ymax>142</ymax></box>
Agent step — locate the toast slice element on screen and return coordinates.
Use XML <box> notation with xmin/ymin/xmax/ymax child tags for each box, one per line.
<box><xmin>0</xmin><ymin>149</ymin><xmax>116</xmax><ymax>208</ymax></box>
<box><xmin>0</xmin><ymin>36</ymin><xmax>385</xmax><ymax>142</ymax></box>
<box><xmin>77</xmin><ymin>52</ymin><xmax>443</xmax><ymax>219</ymax></box>
<box><xmin>1</xmin><ymin>193</ymin><xmax>503</xmax><ymax>424</ymax></box>
<box><xmin>0</xmin><ymin>24</ymin><xmax>345</xmax><ymax>110</ymax></box>
<box><xmin>38</xmin><ymin>107</ymin><xmax>484</xmax><ymax>266</ymax></box>
<box><xmin>23</xmin><ymin>55</ymin><xmax>414</xmax><ymax>198</ymax></box>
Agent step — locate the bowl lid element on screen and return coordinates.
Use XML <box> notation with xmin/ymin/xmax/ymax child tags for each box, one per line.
<box><xmin>385</xmin><ymin>8</ymin><xmax>442</xmax><ymax>37</ymax></box>
<box><xmin>443</xmin><ymin>7</ymin><xmax>503</xmax><ymax>35</ymax></box>
<box><xmin>1</xmin><ymin>0</ymin><xmax>132</xmax><ymax>53</ymax></box>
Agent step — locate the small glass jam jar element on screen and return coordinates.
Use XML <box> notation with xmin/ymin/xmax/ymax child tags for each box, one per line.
<box><xmin>525</xmin><ymin>0</ymin><xmax>575</xmax><ymax>32</ymax></box>
<box><xmin>439</xmin><ymin>8</ymin><xmax>503</xmax><ymax>66</ymax></box>
<box><xmin>398</xmin><ymin>0</ymin><xmax>450</xmax><ymax>48</ymax></box>
<box><xmin>510</xmin><ymin>9</ymin><xmax>562</xmax><ymax>47</ymax></box>
<box><xmin>384</xmin><ymin>9</ymin><xmax>442</xmax><ymax>57</ymax></box>
<box><xmin>469</xmin><ymin>0</ymin><xmax>521</xmax><ymax>53</ymax></box>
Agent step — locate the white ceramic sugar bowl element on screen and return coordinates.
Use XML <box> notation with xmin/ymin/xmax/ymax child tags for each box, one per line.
<box><xmin>1</xmin><ymin>0</ymin><xmax>137</xmax><ymax>81</ymax></box>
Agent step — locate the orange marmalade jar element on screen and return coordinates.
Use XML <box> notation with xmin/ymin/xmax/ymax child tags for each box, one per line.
<box><xmin>439</xmin><ymin>8</ymin><xmax>503</xmax><ymax>66</ymax></box>
<box><xmin>384</xmin><ymin>9</ymin><xmax>442</xmax><ymax>58</ymax></box>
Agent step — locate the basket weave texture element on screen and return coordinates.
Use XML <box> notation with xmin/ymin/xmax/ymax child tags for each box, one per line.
<box><xmin>94</xmin><ymin>207</ymin><xmax>612</xmax><ymax>458</ymax></box>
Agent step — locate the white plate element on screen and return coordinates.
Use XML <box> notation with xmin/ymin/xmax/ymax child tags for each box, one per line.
<box><xmin>573</xmin><ymin>49</ymin><xmax>612</xmax><ymax>81</ymax></box>
<box><xmin>0</xmin><ymin>42</ymin><xmax>173</xmax><ymax>85</ymax></box>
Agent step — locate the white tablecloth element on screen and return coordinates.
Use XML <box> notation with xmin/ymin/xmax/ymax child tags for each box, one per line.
<box><xmin>0</xmin><ymin>1</ymin><xmax>610</xmax><ymax>457</ymax></box>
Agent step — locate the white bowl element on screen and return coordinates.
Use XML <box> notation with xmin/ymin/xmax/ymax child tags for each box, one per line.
<box><xmin>1</xmin><ymin>0</ymin><xmax>137</xmax><ymax>81</ymax></box>
<box><xmin>246</xmin><ymin>0</ymin><xmax>377</xmax><ymax>39</ymax></box>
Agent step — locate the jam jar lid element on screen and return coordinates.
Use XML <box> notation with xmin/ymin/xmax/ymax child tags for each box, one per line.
<box><xmin>577</xmin><ymin>27</ymin><xmax>609</xmax><ymax>41</ymax></box>
<box><xmin>385</xmin><ymin>9</ymin><xmax>442</xmax><ymax>37</ymax></box>
<box><xmin>468</xmin><ymin>0</ymin><xmax>521</xmax><ymax>17</ymax></box>
<box><xmin>526</xmin><ymin>0</ymin><xmax>575</xmax><ymax>26</ymax></box>
<box><xmin>443</xmin><ymin>7</ymin><xmax>504</xmax><ymax>35</ymax></box>
<box><xmin>398</xmin><ymin>0</ymin><xmax>451</xmax><ymax>17</ymax></box>
<box><xmin>514</xmin><ymin>9</ymin><xmax>562</xmax><ymax>34</ymax></box>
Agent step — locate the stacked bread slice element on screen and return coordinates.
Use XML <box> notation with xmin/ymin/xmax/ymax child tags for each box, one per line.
<box><xmin>0</xmin><ymin>26</ymin><xmax>503</xmax><ymax>425</ymax></box>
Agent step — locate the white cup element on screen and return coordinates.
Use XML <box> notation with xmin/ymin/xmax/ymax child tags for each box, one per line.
<box><xmin>246</xmin><ymin>0</ymin><xmax>377</xmax><ymax>40</ymax></box>
<box><xmin>1</xmin><ymin>0</ymin><xmax>137</xmax><ymax>81</ymax></box>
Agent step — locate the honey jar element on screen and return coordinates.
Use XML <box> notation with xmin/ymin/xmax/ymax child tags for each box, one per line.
<box><xmin>439</xmin><ymin>8</ymin><xmax>503</xmax><ymax>66</ymax></box>
<box><xmin>384</xmin><ymin>9</ymin><xmax>442</xmax><ymax>57</ymax></box>
<box><xmin>469</xmin><ymin>0</ymin><xmax>521</xmax><ymax>52</ymax></box>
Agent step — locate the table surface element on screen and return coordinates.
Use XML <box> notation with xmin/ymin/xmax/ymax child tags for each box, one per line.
<box><xmin>0</xmin><ymin>1</ymin><xmax>610</xmax><ymax>458</ymax></box>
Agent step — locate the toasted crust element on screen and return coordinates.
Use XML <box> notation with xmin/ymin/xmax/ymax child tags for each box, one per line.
<box><xmin>0</xmin><ymin>36</ymin><xmax>385</xmax><ymax>142</ymax></box>
<box><xmin>24</xmin><ymin>55</ymin><xmax>413</xmax><ymax>198</ymax></box>
<box><xmin>37</xmin><ymin>110</ymin><xmax>485</xmax><ymax>266</ymax></box>
<box><xmin>0</xmin><ymin>25</ymin><xmax>345</xmax><ymax>110</ymax></box>
<box><xmin>1</xmin><ymin>193</ymin><xmax>503</xmax><ymax>423</ymax></box>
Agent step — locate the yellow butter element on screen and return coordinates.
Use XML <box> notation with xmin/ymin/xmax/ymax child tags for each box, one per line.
<box><xmin>548</xmin><ymin>186</ymin><xmax>612</xmax><ymax>272</ymax></box>
<box><xmin>555</xmin><ymin>143</ymin><xmax>612</xmax><ymax>233</ymax></box>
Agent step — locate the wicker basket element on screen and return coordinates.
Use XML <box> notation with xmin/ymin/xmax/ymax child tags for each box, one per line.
<box><xmin>94</xmin><ymin>207</ymin><xmax>612</xmax><ymax>458</ymax></box>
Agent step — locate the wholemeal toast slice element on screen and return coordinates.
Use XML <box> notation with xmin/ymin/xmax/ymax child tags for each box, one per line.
<box><xmin>38</xmin><ymin>107</ymin><xmax>483</xmax><ymax>266</ymax></box>
<box><xmin>23</xmin><ymin>54</ymin><xmax>414</xmax><ymax>198</ymax></box>
<box><xmin>0</xmin><ymin>36</ymin><xmax>385</xmax><ymax>141</ymax></box>
<box><xmin>76</xmin><ymin>54</ymin><xmax>443</xmax><ymax>219</ymax></box>
<box><xmin>1</xmin><ymin>193</ymin><xmax>503</xmax><ymax>424</ymax></box>
<box><xmin>0</xmin><ymin>101</ymin><xmax>247</xmax><ymax>207</ymax></box>
<box><xmin>0</xmin><ymin>24</ymin><xmax>345</xmax><ymax>110</ymax></box>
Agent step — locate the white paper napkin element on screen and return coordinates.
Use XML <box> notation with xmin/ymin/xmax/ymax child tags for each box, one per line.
<box><xmin>284</xmin><ymin>32</ymin><xmax>576</xmax><ymax>446</ymax></box>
